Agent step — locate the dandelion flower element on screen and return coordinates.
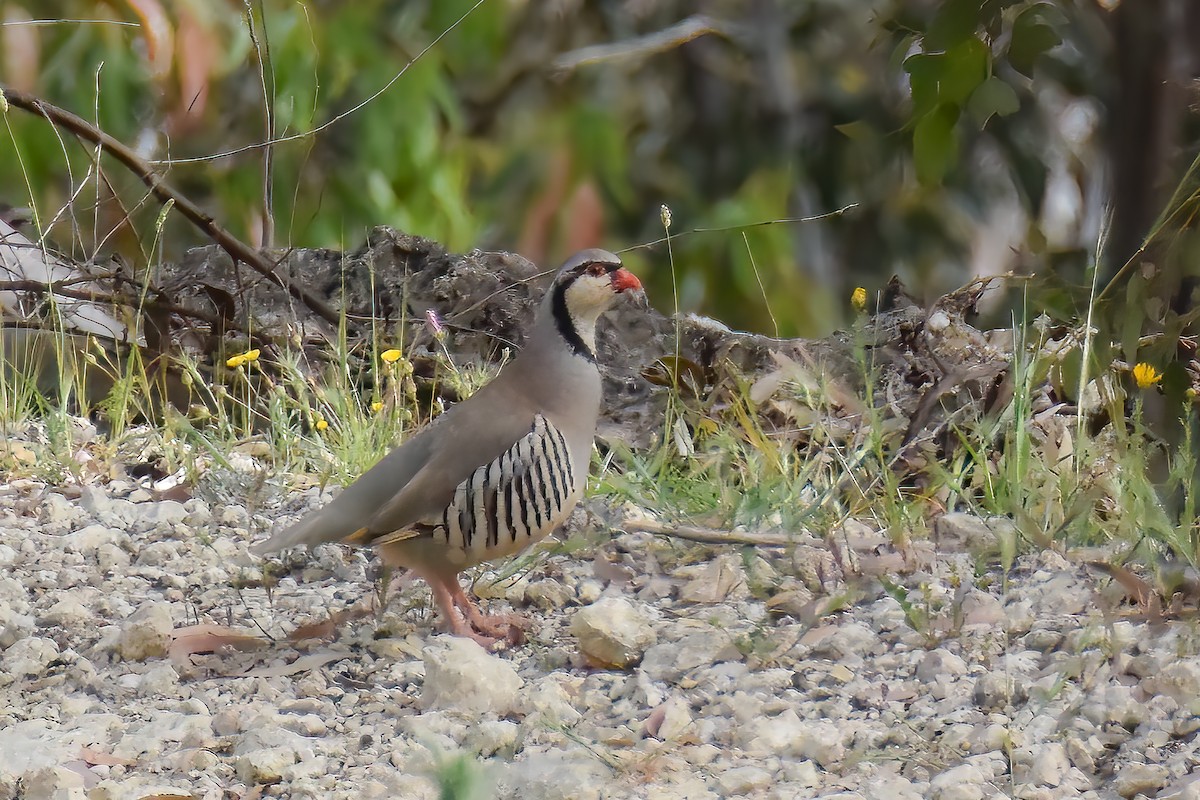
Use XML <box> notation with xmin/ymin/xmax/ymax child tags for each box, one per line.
<box><xmin>315</xmin><ymin>418</ymin><xmax>329</xmax><ymax>431</ymax></box>
<box><xmin>381</xmin><ymin>348</ymin><xmax>402</xmax><ymax>364</ymax></box>
<box><xmin>225</xmin><ymin>347</ymin><xmax>260</xmax><ymax>369</ymax></box>
<box><xmin>851</xmin><ymin>287</ymin><xmax>868</xmax><ymax>313</ymax></box>
<box><xmin>1133</xmin><ymin>362</ymin><xmax>1162</xmax><ymax>388</ymax></box>
<box><xmin>370</xmin><ymin>401</ymin><xmax>384</xmax><ymax>413</ymax></box>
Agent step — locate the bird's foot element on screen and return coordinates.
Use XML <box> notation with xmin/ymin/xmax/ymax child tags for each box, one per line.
<box><xmin>468</xmin><ymin>611</ymin><xmax>529</xmax><ymax>648</ymax></box>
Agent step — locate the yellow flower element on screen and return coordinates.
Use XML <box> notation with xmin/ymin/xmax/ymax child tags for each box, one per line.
<box><xmin>1132</xmin><ymin>362</ymin><xmax>1162</xmax><ymax>388</ymax></box>
<box><xmin>851</xmin><ymin>287</ymin><xmax>868</xmax><ymax>313</ymax></box>
<box><xmin>315</xmin><ymin>418</ymin><xmax>329</xmax><ymax>431</ymax></box>
<box><xmin>370</xmin><ymin>401</ymin><xmax>384</xmax><ymax>413</ymax></box>
<box><xmin>381</xmin><ymin>349</ymin><xmax>402</xmax><ymax>364</ymax></box>
<box><xmin>225</xmin><ymin>347</ymin><xmax>260</xmax><ymax>369</ymax></box>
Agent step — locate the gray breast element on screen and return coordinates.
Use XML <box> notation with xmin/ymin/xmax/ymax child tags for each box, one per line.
<box><xmin>432</xmin><ymin>415</ymin><xmax>580</xmax><ymax>562</ymax></box>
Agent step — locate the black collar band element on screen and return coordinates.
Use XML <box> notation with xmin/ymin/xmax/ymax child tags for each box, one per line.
<box><xmin>551</xmin><ymin>280</ymin><xmax>596</xmax><ymax>362</ymax></box>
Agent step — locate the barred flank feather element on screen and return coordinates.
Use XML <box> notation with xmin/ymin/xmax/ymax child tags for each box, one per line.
<box><xmin>435</xmin><ymin>415</ymin><xmax>577</xmax><ymax>558</ymax></box>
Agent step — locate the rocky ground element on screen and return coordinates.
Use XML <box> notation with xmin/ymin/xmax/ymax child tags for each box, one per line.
<box><xmin>2</xmin><ymin>472</ymin><xmax>1199</xmax><ymax>800</ymax></box>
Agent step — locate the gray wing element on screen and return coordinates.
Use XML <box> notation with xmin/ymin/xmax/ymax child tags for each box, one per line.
<box><xmin>253</xmin><ymin>380</ymin><xmax>535</xmax><ymax>553</ymax></box>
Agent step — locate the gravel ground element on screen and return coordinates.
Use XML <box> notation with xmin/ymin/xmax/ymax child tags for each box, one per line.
<box><xmin>2</xmin><ymin>472</ymin><xmax>1200</xmax><ymax>800</ymax></box>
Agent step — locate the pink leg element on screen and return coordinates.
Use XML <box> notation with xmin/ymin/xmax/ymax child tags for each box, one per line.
<box><xmin>446</xmin><ymin>581</ymin><xmax>529</xmax><ymax>640</ymax></box>
<box><xmin>427</xmin><ymin>578</ymin><xmax>501</xmax><ymax>648</ymax></box>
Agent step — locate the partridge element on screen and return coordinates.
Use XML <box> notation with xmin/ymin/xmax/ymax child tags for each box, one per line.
<box><xmin>255</xmin><ymin>249</ymin><xmax>642</xmax><ymax>644</ymax></box>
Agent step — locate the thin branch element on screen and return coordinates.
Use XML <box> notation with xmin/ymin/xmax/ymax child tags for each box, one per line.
<box><xmin>0</xmin><ymin>85</ymin><xmax>346</xmax><ymax>329</ymax></box>
<box><xmin>553</xmin><ymin>15</ymin><xmax>726</xmax><ymax>73</ymax></box>
<box><xmin>620</xmin><ymin>204</ymin><xmax>860</xmax><ymax>253</ymax></box>
<box><xmin>622</xmin><ymin>516</ymin><xmax>798</xmax><ymax>547</ymax></box>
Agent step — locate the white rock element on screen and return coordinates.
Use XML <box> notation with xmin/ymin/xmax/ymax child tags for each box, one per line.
<box><xmin>236</xmin><ymin>747</ymin><xmax>297</xmax><ymax>784</ymax></box>
<box><xmin>678</xmin><ymin>553</ymin><xmax>749</xmax><ymax>603</ymax></box>
<box><xmin>1081</xmin><ymin>685</ymin><xmax>1147</xmax><ymax>728</ymax></box>
<box><xmin>0</xmin><ymin>602</ymin><xmax>34</xmax><ymax>649</ymax></box>
<box><xmin>141</xmin><ymin>499</ymin><xmax>189</xmax><ymax>528</ymax></box>
<box><xmin>39</xmin><ymin>492</ymin><xmax>80</xmax><ymax>526</ymax></box>
<box><xmin>116</xmin><ymin>602</ymin><xmax>173</xmax><ymax>661</ymax></box>
<box><xmin>864</xmin><ymin>773</ymin><xmax>924</xmax><ymax>800</ymax></box>
<box><xmin>928</xmin><ymin>764</ymin><xmax>987</xmax><ymax>800</ymax></box>
<box><xmin>1143</xmin><ymin>658</ymin><xmax>1200</xmax><ymax>703</ymax></box>
<box><xmin>1026</xmin><ymin>742</ymin><xmax>1069</xmax><ymax>787</ymax></box>
<box><xmin>654</xmin><ymin>696</ymin><xmax>693</xmax><ymax>742</ymax></box>
<box><xmin>39</xmin><ymin>593</ymin><xmax>94</xmax><ymax>628</ymax></box>
<box><xmin>519</xmin><ymin>676</ymin><xmax>581</xmax><ymax>726</ymax></box>
<box><xmin>916</xmin><ymin>649</ymin><xmax>968</xmax><ymax>683</ymax></box>
<box><xmin>0</xmin><ymin>721</ymin><xmax>74</xmax><ymax>797</ymax></box>
<box><xmin>640</xmin><ymin>629</ymin><xmax>741</xmax><ymax>681</ymax></box>
<box><xmin>420</xmin><ymin>635</ymin><xmax>522</xmax><ymax>716</ymax></box>
<box><xmin>19</xmin><ymin>765</ymin><xmax>86</xmax><ymax>800</ymax></box>
<box><xmin>570</xmin><ymin>596</ymin><xmax>656</xmax><ymax>669</ymax></box>
<box><xmin>138</xmin><ymin>663</ymin><xmax>179</xmax><ymax>695</ymax></box>
<box><xmin>496</xmin><ymin>751</ymin><xmax>610</xmax><ymax>800</ymax></box>
<box><xmin>646</xmin><ymin>777</ymin><xmax>717</xmax><ymax>799</ymax></box>
<box><xmin>738</xmin><ymin>710</ymin><xmax>844</xmax><ymax>767</ymax></box>
<box><xmin>715</xmin><ymin>765</ymin><xmax>772</xmax><ymax>796</ymax></box>
<box><xmin>524</xmin><ymin>579</ymin><xmax>574</xmax><ymax>609</ymax></box>
<box><xmin>0</xmin><ymin>544</ymin><xmax>16</xmax><ymax>567</ymax></box>
<box><xmin>62</xmin><ymin>523</ymin><xmax>121</xmax><ymax>554</ymax></box>
<box><xmin>3</xmin><ymin>635</ymin><xmax>59</xmax><ymax>676</ymax></box>
<box><xmin>1111</xmin><ymin>763</ymin><xmax>1168</xmax><ymax>798</ymax></box>
<box><xmin>934</xmin><ymin>513</ymin><xmax>1013</xmax><ymax>552</ymax></box>
<box><xmin>466</xmin><ymin>719</ymin><xmax>519</xmax><ymax>757</ymax></box>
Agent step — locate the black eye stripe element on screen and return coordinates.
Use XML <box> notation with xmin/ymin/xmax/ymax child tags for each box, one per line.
<box><xmin>573</xmin><ymin>261</ymin><xmax>620</xmax><ymax>276</ymax></box>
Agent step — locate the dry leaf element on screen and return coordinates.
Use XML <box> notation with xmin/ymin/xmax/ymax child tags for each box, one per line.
<box><xmin>78</xmin><ymin>746</ymin><xmax>134</xmax><ymax>767</ymax></box>
<box><xmin>288</xmin><ymin>600</ymin><xmax>374</xmax><ymax>641</ymax></box>
<box><xmin>642</xmin><ymin>702</ymin><xmax>668</xmax><ymax>739</ymax></box>
<box><xmin>1087</xmin><ymin>561</ymin><xmax>1154</xmax><ymax>607</ymax></box>
<box><xmin>243</xmin><ymin>651</ymin><xmax>349</xmax><ymax>678</ymax></box>
<box><xmin>169</xmin><ymin>624</ymin><xmax>266</xmax><ymax>663</ymax></box>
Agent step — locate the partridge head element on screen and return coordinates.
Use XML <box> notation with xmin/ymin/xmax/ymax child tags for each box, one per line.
<box><xmin>255</xmin><ymin>249</ymin><xmax>642</xmax><ymax>645</ymax></box>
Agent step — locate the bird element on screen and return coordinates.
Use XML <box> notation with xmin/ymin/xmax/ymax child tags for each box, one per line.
<box><xmin>254</xmin><ymin>249</ymin><xmax>642</xmax><ymax>646</ymax></box>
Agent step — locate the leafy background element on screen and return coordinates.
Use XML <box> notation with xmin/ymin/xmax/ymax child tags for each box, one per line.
<box><xmin>2</xmin><ymin>0</ymin><xmax>1198</xmax><ymax>337</ymax></box>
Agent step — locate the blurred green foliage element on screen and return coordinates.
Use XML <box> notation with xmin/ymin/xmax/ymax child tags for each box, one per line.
<box><xmin>0</xmin><ymin>0</ymin><xmax>1141</xmax><ymax>335</ymax></box>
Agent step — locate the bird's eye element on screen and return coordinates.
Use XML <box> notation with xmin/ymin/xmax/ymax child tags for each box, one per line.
<box><xmin>586</xmin><ymin>264</ymin><xmax>607</xmax><ymax>277</ymax></box>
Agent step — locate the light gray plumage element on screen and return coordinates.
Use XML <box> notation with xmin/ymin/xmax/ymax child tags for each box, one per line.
<box><xmin>255</xmin><ymin>249</ymin><xmax>641</xmax><ymax>644</ymax></box>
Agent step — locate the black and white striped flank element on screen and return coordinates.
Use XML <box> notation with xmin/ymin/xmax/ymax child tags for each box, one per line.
<box><xmin>434</xmin><ymin>415</ymin><xmax>578</xmax><ymax>557</ymax></box>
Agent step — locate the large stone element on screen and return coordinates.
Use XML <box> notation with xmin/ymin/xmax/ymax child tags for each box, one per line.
<box><xmin>1112</xmin><ymin>763</ymin><xmax>1168</xmax><ymax>798</ymax></box>
<box><xmin>2</xmin><ymin>636</ymin><xmax>59</xmax><ymax>677</ymax></box>
<box><xmin>116</xmin><ymin>602</ymin><xmax>174</xmax><ymax>661</ymax></box>
<box><xmin>1143</xmin><ymin>658</ymin><xmax>1200</xmax><ymax>704</ymax></box>
<box><xmin>570</xmin><ymin>596</ymin><xmax>656</xmax><ymax>669</ymax></box>
<box><xmin>420</xmin><ymin>635</ymin><xmax>523</xmax><ymax>716</ymax></box>
<box><xmin>495</xmin><ymin>750</ymin><xmax>611</xmax><ymax>800</ymax></box>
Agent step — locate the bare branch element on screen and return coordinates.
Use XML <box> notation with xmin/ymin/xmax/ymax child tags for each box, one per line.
<box><xmin>553</xmin><ymin>16</ymin><xmax>726</xmax><ymax>74</ymax></box>
<box><xmin>0</xmin><ymin>85</ymin><xmax>346</xmax><ymax>330</ymax></box>
<box><xmin>622</xmin><ymin>516</ymin><xmax>798</xmax><ymax>547</ymax></box>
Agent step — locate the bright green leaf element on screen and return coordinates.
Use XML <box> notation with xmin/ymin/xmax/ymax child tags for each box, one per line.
<box><xmin>967</xmin><ymin>76</ymin><xmax>1020</xmax><ymax>126</ymax></box>
<box><xmin>913</xmin><ymin>104</ymin><xmax>960</xmax><ymax>185</ymax></box>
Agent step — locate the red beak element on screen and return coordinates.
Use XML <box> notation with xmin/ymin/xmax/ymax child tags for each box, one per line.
<box><xmin>611</xmin><ymin>267</ymin><xmax>642</xmax><ymax>293</ymax></box>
